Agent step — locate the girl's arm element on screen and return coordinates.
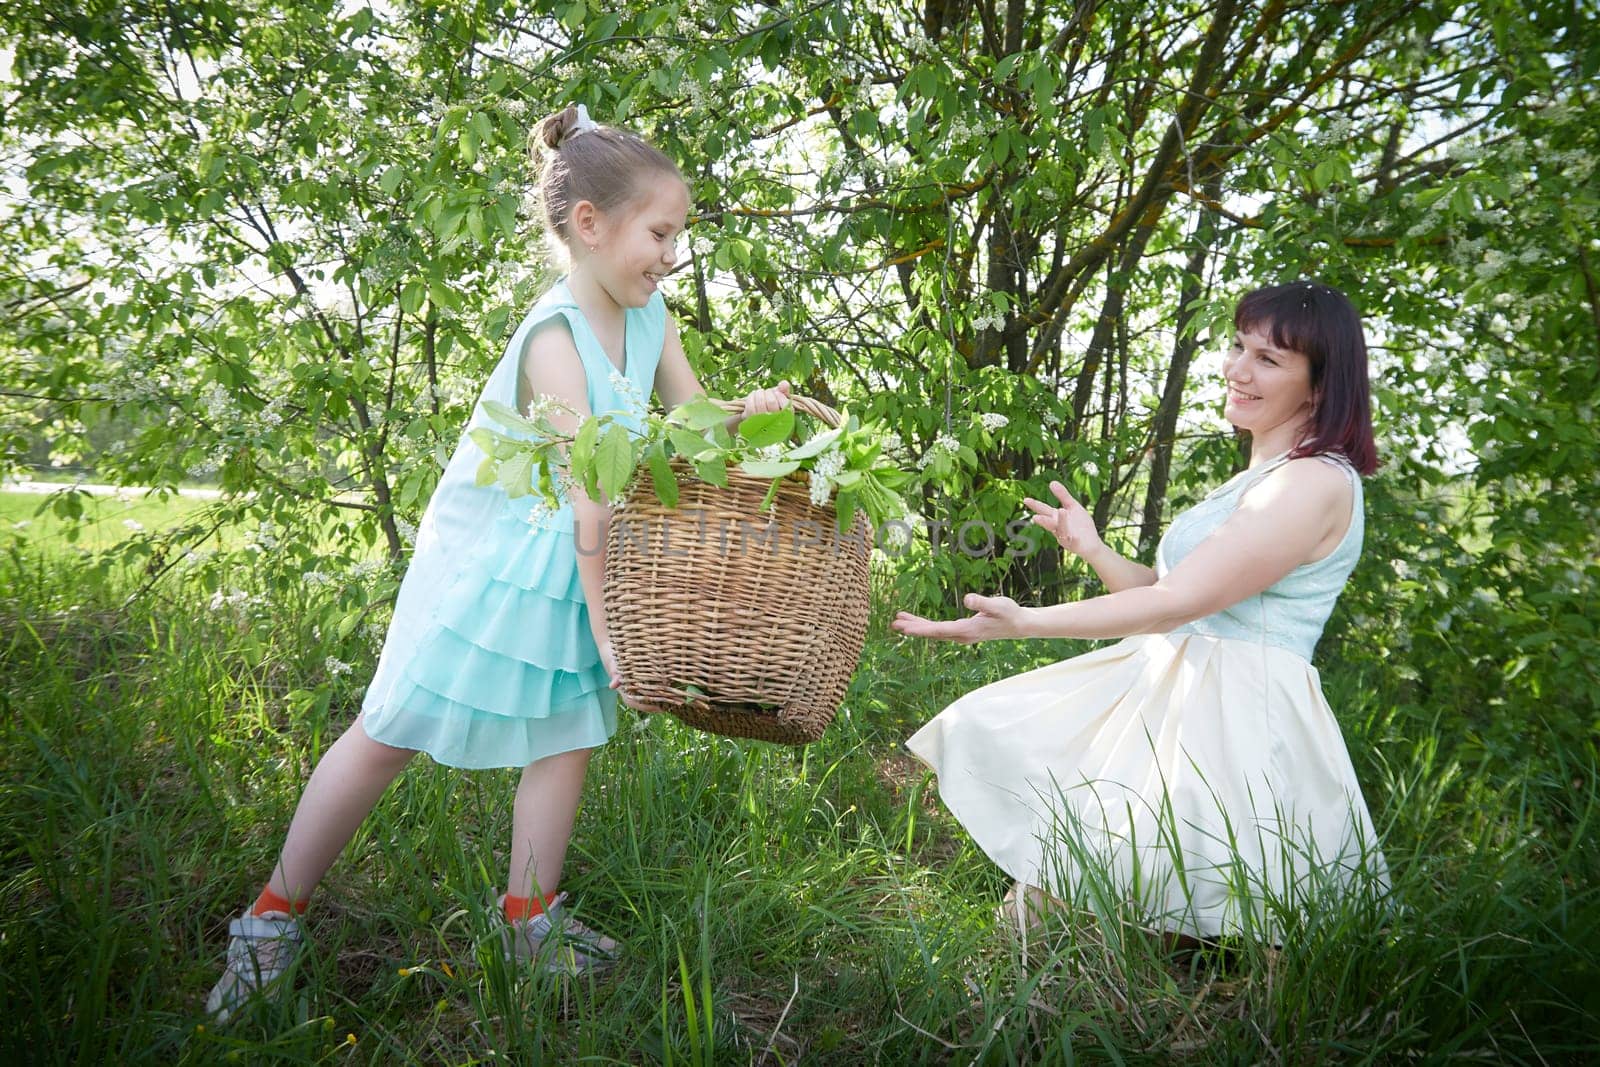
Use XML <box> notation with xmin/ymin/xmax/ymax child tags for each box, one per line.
<box><xmin>893</xmin><ymin>458</ymin><xmax>1352</xmax><ymax>644</ymax></box>
<box><xmin>518</xmin><ymin>322</ymin><xmax>621</xmax><ymax>687</ymax></box>
<box><xmin>652</xmin><ymin>316</ymin><xmax>790</xmax><ymax>429</ymax></box>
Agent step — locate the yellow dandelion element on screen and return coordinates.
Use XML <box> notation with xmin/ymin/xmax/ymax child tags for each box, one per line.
<box><xmin>398</xmin><ymin>966</ymin><xmax>412</xmax><ymax>977</ymax></box>
<box><xmin>345</xmin><ymin>1033</ymin><xmax>357</xmax><ymax>1046</ymax></box>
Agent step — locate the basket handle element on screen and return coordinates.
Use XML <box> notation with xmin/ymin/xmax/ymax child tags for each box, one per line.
<box><xmin>711</xmin><ymin>393</ymin><xmax>842</xmax><ymax>428</ymax></box>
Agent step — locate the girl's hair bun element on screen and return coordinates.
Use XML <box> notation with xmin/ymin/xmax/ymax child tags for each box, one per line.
<box><xmin>539</xmin><ymin>106</ymin><xmax>580</xmax><ymax>150</ymax></box>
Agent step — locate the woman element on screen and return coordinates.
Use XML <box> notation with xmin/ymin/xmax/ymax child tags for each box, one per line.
<box><xmin>894</xmin><ymin>281</ymin><xmax>1386</xmax><ymax>944</ymax></box>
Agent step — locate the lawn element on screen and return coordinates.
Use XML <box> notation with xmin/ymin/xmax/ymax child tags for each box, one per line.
<box><xmin>1</xmin><ymin>531</ymin><xmax>1596</xmax><ymax>1064</ymax></box>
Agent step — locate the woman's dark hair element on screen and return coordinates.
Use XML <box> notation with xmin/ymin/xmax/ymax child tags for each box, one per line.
<box><xmin>1234</xmin><ymin>281</ymin><xmax>1379</xmax><ymax>475</ymax></box>
<box><xmin>532</xmin><ymin>106</ymin><xmax>683</xmax><ymax>246</ymax></box>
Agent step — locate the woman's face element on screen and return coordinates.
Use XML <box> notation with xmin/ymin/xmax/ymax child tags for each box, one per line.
<box><xmin>584</xmin><ymin>173</ymin><xmax>689</xmax><ymax>308</ymax></box>
<box><xmin>1222</xmin><ymin>324</ymin><xmax>1316</xmax><ymax>438</ymax></box>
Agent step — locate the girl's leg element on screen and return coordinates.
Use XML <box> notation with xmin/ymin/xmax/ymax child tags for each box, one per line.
<box><xmin>265</xmin><ymin>713</ymin><xmax>418</xmax><ymax>903</ymax></box>
<box><xmin>209</xmin><ymin>715</ymin><xmax>417</xmax><ymax>1018</ymax></box>
<box><xmin>506</xmin><ymin>746</ymin><xmax>593</xmax><ymax>899</ymax></box>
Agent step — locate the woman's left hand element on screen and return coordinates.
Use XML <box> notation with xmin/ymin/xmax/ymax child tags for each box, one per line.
<box><xmin>891</xmin><ymin>593</ymin><xmax>1030</xmax><ymax>644</ymax></box>
<box><xmin>739</xmin><ymin>379</ymin><xmax>792</xmax><ymax>418</ymax></box>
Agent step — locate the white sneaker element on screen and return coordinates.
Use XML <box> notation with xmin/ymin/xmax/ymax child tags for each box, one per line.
<box><xmin>205</xmin><ymin>910</ymin><xmax>303</xmax><ymax>1022</ymax></box>
<box><xmin>498</xmin><ymin>893</ymin><xmax>620</xmax><ymax>975</ymax></box>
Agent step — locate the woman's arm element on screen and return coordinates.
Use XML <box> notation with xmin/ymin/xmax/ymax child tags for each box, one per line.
<box><xmin>894</xmin><ymin>459</ymin><xmax>1352</xmax><ymax>643</ymax></box>
<box><xmin>519</xmin><ymin>323</ymin><xmax>621</xmax><ymax>687</ymax></box>
<box><xmin>1024</xmin><ymin>480</ymin><xmax>1155</xmax><ymax>591</ymax></box>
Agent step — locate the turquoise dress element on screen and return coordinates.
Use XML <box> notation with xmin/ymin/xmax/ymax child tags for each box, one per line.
<box><xmin>361</xmin><ymin>281</ymin><xmax>665</xmax><ymax>768</ymax></box>
<box><xmin>907</xmin><ymin>453</ymin><xmax>1386</xmax><ymax>940</ymax></box>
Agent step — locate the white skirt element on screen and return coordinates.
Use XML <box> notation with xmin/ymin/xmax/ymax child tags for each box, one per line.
<box><xmin>905</xmin><ymin>632</ymin><xmax>1386</xmax><ymax>940</ymax></box>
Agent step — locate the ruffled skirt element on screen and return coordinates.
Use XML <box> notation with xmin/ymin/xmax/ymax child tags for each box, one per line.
<box><xmin>905</xmin><ymin>633</ymin><xmax>1386</xmax><ymax>940</ymax></box>
<box><xmin>360</xmin><ymin>498</ymin><xmax>616</xmax><ymax>769</ymax></box>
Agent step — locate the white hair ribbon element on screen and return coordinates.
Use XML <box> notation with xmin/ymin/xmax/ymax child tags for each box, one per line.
<box><xmin>565</xmin><ymin>103</ymin><xmax>598</xmax><ymax>143</ymax></box>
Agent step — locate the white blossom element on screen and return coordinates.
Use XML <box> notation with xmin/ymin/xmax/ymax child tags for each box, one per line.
<box><xmin>608</xmin><ymin>369</ymin><xmax>646</xmax><ymax>416</ymax></box>
<box><xmin>978</xmin><ymin>412</ymin><xmax>1009</xmax><ymax>431</ymax></box>
<box><xmin>526</xmin><ymin>495</ymin><xmax>560</xmax><ymax>531</ymax></box>
<box><xmin>324</xmin><ymin>656</ymin><xmax>354</xmax><ymax>677</ymax></box>
<box><xmin>122</xmin><ymin>519</ymin><xmax>145</xmax><ymax>532</ymax></box>
<box><xmin>916</xmin><ymin>432</ymin><xmax>961</xmax><ymax>470</ymax></box>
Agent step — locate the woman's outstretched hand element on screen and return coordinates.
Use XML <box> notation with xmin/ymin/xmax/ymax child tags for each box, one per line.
<box><xmin>892</xmin><ymin>593</ymin><xmax>1030</xmax><ymax>644</ymax></box>
<box><xmin>1023</xmin><ymin>480</ymin><xmax>1104</xmax><ymax>561</ymax></box>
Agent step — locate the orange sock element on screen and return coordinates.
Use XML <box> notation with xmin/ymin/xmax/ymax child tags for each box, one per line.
<box><xmin>503</xmin><ymin>890</ymin><xmax>561</xmax><ymax>921</ymax></box>
<box><xmin>251</xmin><ymin>886</ymin><xmax>310</xmax><ymax>917</ymax></box>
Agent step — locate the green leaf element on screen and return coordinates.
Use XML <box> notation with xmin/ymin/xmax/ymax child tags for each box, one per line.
<box><xmin>737</xmin><ymin>458</ymin><xmax>801</xmax><ymax>479</ymax></box>
<box><xmin>670</xmin><ymin>395</ymin><xmax>729</xmax><ymax>431</ymax></box>
<box><xmin>497</xmin><ymin>451</ymin><xmax>534</xmax><ymax>498</ymax></box>
<box><xmin>378</xmin><ymin>165</ymin><xmax>404</xmax><ymax>194</ymax></box>
<box><xmin>399</xmin><ymin>280</ymin><xmax>425</xmax><ymax>314</ymax></box>
<box><xmin>570</xmin><ymin>417</ymin><xmax>600</xmax><ymax>492</ymax></box>
<box><xmin>595</xmin><ymin>424</ymin><xmax>635</xmax><ymax>499</ymax></box>
<box><xmin>648</xmin><ymin>444</ymin><xmax>679</xmax><ymax>507</ymax></box>
<box><xmin>737</xmin><ymin>407</ymin><xmax>795</xmax><ymax>448</ymax></box>
<box><xmin>482</xmin><ymin>399</ymin><xmax>537</xmax><ymax>433</ymax></box>
<box><xmin>787</xmin><ymin>426</ymin><xmax>843</xmax><ymax>460</ymax></box>
<box><xmin>693</xmin><ymin>455</ymin><xmax>728</xmax><ymax>487</ymax></box>
<box><xmin>468</xmin><ymin>426</ymin><xmax>500</xmax><ymax>454</ymax></box>
<box><xmin>668</xmin><ymin>426</ymin><xmax>715</xmax><ymax>458</ymax></box>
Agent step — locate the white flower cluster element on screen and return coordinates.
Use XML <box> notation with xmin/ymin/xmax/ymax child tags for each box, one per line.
<box><xmin>1476</xmin><ymin>250</ymin><xmax>1508</xmax><ymax>280</ymax></box>
<box><xmin>1319</xmin><ymin>115</ymin><xmax>1352</xmax><ymax>145</ymax></box>
<box><xmin>1081</xmin><ymin>459</ymin><xmax>1101</xmax><ymax>478</ymax></box>
<box><xmin>972</xmin><ymin>307</ymin><xmax>1006</xmax><ymax>333</ymax></box>
<box><xmin>684</xmin><ymin>78</ymin><xmax>715</xmax><ymax>112</ymax></box>
<box><xmin>608</xmin><ymin>369</ymin><xmax>646</xmax><ymax>416</ymax></box>
<box><xmin>122</xmin><ymin>518</ymin><xmax>145</xmax><ymax>533</ymax></box>
<box><xmin>324</xmin><ymin>656</ymin><xmax>354</xmax><ymax>677</ymax></box>
<box><xmin>523</xmin><ymin>392</ymin><xmax>567</xmax><ymax>424</ymax></box>
<box><xmin>187</xmin><ymin>443</ymin><xmax>230</xmax><ymax>478</ymax></box>
<box><xmin>245</xmin><ymin>520</ymin><xmax>279</xmax><ymax>553</ymax></box>
<box><xmin>917</xmin><ymin>431</ymin><xmax>960</xmax><ymax>470</ymax></box>
<box><xmin>808</xmin><ymin>447</ymin><xmax>847</xmax><ymax>507</ymax></box>
<box><xmin>526</xmin><ymin>495</ymin><xmax>560</xmax><ymax>532</ymax></box>
<box><xmin>394</xmin><ymin>516</ymin><xmax>417</xmax><ymax>545</ymax></box>
<box><xmin>947</xmin><ymin>116</ymin><xmax>983</xmax><ymax>143</ymax></box>
<box><xmin>209</xmin><ymin>587</ymin><xmax>257</xmax><ymax>612</ymax></box>
<box><xmin>978</xmin><ymin>412</ymin><xmax>1008</xmax><ymax>431</ymax></box>
<box><xmin>201</xmin><ymin>381</ymin><xmax>239</xmax><ymax>422</ymax></box>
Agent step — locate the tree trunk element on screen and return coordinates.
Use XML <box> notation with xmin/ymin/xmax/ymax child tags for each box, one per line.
<box><xmin>1139</xmin><ymin>176</ymin><xmax>1222</xmax><ymax>558</ymax></box>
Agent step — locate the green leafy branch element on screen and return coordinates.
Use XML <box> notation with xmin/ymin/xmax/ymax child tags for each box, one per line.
<box><xmin>470</xmin><ymin>395</ymin><xmax>916</xmax><ymax>533</ymax></box>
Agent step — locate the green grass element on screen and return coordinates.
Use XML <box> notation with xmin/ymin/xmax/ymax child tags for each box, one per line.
<box><xmin>1</xmin><ymin>544</ymin><xmax>1597</xmax><ymax>1064</ymax></box>
<box><xmin>1</xmin><ymin>487</ymin><xmax>217</xmax><ymax>554</ymax></box>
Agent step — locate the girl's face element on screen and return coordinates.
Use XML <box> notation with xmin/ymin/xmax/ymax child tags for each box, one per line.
<box><xmin>1222</xmin><ymin>324</ymin><xmax>1316</xmax><ymax>438</ymax></box>
<box><xmin>578</xmin><ymin>172</ymin><xmax>690</xmax><ymax>308</ymax></box>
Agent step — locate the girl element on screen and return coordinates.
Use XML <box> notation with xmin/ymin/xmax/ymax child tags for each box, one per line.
<box><xmin>207</xmin><ymin>104</ymin><xmax>791</xmax><ymax>1019</ymax></box>
<box><xmin>893</xmin><ymin>281</ymin><xmax>1385</xmax><ymax>945</ymax></box>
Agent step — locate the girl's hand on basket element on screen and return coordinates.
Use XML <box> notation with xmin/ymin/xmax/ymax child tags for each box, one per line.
<box><xmin>597</xmin><ymin>639</ymin><xmax>622</xmax><ymax>690</ymax></box>
<box><xmin>891</xmin><ymin>593</ymin><xmax>1032</xmax><ymax>644</ymax></box>
<box><xmin>1022</xmin><ymin>480</ymin><xmax>1104</xmax><ymax>561</ymax></box>
<box><xmin>738</xmin><ymin>379</ymin><xmax>792</xmax><ymax>419</ymax></box>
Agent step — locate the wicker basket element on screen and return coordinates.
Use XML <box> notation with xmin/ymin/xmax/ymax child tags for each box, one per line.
<box><xmin>603</xmin><ymin>395</ymin><xmax>871</xmax><ymax>744</ymax></box>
